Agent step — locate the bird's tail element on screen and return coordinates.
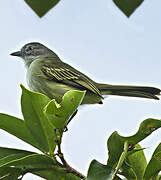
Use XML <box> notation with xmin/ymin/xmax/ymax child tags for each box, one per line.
<box><xmin>97</xmin><ymin>84</ymin><xmax>160</xmax><ymax>100</ymax></box>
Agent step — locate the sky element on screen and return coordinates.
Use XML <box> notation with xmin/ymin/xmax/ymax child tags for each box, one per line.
<box><xmin>1</xmin><ymin>0</ymin><xmax>161</xmax><ymax>179</ymax></box>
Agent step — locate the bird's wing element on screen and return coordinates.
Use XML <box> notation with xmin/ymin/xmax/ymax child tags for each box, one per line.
<box><xmin>41</xmin><ymin>65</ymin><xmax>102</xmax><ymax>97</ymax></box>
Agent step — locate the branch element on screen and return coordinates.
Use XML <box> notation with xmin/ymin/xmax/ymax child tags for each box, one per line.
<box><xmin>55</xmin><ymin>127</ymin><xmax>86</xmax><ymax>179</ymax></box>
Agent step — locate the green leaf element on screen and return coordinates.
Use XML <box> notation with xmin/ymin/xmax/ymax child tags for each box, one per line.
<box><xmin>0</xmin><ymin>151</ymin><xmax>80</xmax><ymax>180</ymax></box>
<box><xmin>0</xmin><ymin>147</ymin><xmax>36</xmax><ymax>168</ymax></box>
<box><xmin>0</xmin><ymin>147</ymin><xmax>35</xmax><ymax>159</ymax></box>
<box><xmin>0</xmin><ymin>113</ymin><xmax>41</xmax><ymax>151</ymax></box>
<box><xmin>114</xmin><ymin>176</ymin><xmax>122</xmax><ymax>180</ymax></box>
<box><xmin>0</xmin><ymin>153</ymin><xmax>56</xmax><ymax>169</ymax></box>
<box><xmin>127</xmin><ymin>144</ymin><xmax>147</xmax><ymax>179</ymax></box>
<box><xmin>143</xmin><ymin>143</ymin><xmax>161</xmax><ymax>180</ymax></box>
<box><xmin>0</xmin><ymin>148</ymin><xmax>79</xmax><ymax>180</ymax></box>
<box><xmin>121</xmin><ymin>144</ymin><xmax>147</xmax><ymax>180</ymax></box>
<box><xmin>34</xmin><ymin>169</ymin><xmax>82</xmax><ymax>180</ymax></box>
<box><xmin>44</xmin><ymin>99</ymin><xmax>65</xmax><ymax>129</ymax></box>
<box><xmin>0</xmin><ymin>167</ymin><xmax>22</xmax><ymax>180</ymax></box>
<box><xmin>0</xmin><ymin>167</ymin><xmax>21</xmax><ymax>177</ymax></box>
<box><xmin>21</xmin><ymin>85</ymin><xmax>56</xmax><ymax>154</ymax></box>
<box><xmin>25</xmin><ymin>0</ymin><xmax>60</xmax><ymax>17</ymax></box>
<box><xmin>44</xmin><ymin>90</ymin><xmax>85</xmax><ymax>129</ymax></box>
<box><xmin>87</xmin><ymin>160</ymin><xmax>114</xmax><ymax>180</ymax></box>
<box><xmin>107</xmin><ymin>118</ymin><xmax>161</xmax><ymax>169</ymax></box>
<box><xmin>113</xmin><ymin>0</ymin><xmax>144</xmax><ymax>17</ymax></box>
<box><xmin>121</xmin><ymin>163</ymin><xmax>136</xmax><ymax>180</ymax></box>
<box><xmin>112</xmin><ymin>141</ymin><xmax>129</xmax><ymax>180</ymax></box>
<box><xmin>107</xmin><ymin>131</ymin><xmax>124</xmax><ymax>169</ymax></box>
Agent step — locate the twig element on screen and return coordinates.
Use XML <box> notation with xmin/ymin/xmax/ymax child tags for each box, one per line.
<box><xmin>55</xmin><ymin>129</ymin><xmax>86</xmax><ymax>179</ymax></box>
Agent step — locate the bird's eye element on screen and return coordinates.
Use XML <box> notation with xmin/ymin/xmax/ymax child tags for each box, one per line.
<box><xmin>26</xmin><ymin>46</ymin><xmax>33</xmax><ymax>52</ymax></box>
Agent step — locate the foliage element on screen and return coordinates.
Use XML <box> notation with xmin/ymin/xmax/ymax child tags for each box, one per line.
<box><xmin>0</xmin><ymin>85</ymin><xmax>160</xmax><ymax>179</ymax></box>
<box><xmin>113</xmin><ymin>0</ymin><xmax>144</xmax><ymax>17</ymax></box>
<box><xmin>24</xmin><ymin>0</ymin><xmax>60</xmax><ymax>17</ymax></box>
<box><xmin>24</xmin><ymin>0</ymin><xmax>144</xmax><ymax>18</ymax></box>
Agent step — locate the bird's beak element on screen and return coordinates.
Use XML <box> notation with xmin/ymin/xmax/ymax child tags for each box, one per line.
<box><xmin>10</xmin><ymin>51</ymin><xmax>21</xmax><ymax>57</ymax></box>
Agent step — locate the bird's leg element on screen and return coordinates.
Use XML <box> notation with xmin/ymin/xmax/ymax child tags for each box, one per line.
<box><xmin>63</xmin><ymin>109</ymin><xmax>78</xmax><ymax>132</ymax></box>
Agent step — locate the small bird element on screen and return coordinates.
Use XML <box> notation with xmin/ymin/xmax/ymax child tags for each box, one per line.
<box><xmin>10</xmin><ymin>42</ymin><xmax>160</xmax><ymax>105</ymax></box>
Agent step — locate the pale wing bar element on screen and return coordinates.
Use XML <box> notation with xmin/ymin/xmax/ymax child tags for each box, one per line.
<box><xmin>42</xmin><ymin>66</ymin><xmax>102</xmax><ymax>97</ymax></box>
<box><xmin>42</xmin><ymin>66</ymin><xmax>80</xmax><ymax>80</ymax></box>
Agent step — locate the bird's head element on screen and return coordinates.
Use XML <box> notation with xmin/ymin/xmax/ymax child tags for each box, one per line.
<box><xmin>10</xmin><ymin>42</ymin><xmax>57</xmax><ymax>66</ymax></box>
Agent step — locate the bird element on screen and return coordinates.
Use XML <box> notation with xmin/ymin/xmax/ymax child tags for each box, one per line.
<box><xmin>10</xmin><ymin>42</ymin><xmax>160</xmax><ymax>105</ymax></box>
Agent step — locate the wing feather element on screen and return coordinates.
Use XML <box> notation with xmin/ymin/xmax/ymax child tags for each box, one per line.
<box><xmin>42</xmin><ymin>65</ymin><xmax>102</xmax><ymax>97</ymax></box>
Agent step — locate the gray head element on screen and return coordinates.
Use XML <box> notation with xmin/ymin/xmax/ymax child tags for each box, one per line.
<box><xmin>10</xmin><ymin>42</ymin><xmax>58</xmax><ymax>66</ymax></box>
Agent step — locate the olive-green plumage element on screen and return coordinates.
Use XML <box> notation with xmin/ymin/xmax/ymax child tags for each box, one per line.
<box><xmin>10</xmin><ymin>42</ymin><xmax>160</xmax><ymax>105</ymax></box>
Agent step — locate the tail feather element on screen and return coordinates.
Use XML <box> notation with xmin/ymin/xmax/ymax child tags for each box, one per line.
<box><xmin>97</xmin><ymin>84</ymin><xmax>160</xmax><ymax>100</ymax></box>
